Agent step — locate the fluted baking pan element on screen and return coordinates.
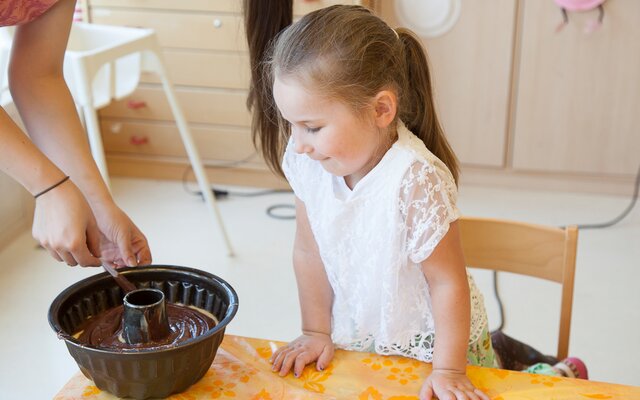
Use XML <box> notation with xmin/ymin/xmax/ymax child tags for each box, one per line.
<box><xmin>49</xmin><ymin>265</ymin><xmax>238</xmax><ymax>399</ymax></box>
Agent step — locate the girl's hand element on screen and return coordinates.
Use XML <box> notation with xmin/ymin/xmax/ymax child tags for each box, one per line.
<box><xmin>269</xmin><ymin>331</ymin><xmax>334</xmax><ymax>378</ymax></box>
<box><xmin>32</xmin><ymin>179</ymin><xmax>102</xmax><ymax>267</ymax></box>
<box><xmin>92</xmin><ymin>202</ymin><xmax>151</xmax><ymax>268</ymax></box>
<box><xmin>420</xmin><ymin>369</ymin><xmax>490</xmax><ymax>400</ymax></box>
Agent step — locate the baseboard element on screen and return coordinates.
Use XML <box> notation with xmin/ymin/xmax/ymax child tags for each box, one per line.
<box><xmin>106</xmin><ymin>154</ymin><xmax>636</xmax><ymax>196</ymax></box>
<box><xmin>106</xmin><ymin>154</ymin><xmax>290</xmax><ymax>189</ymax></box>
<box><xmin>460</xmin><ymin>166</ymin><xmax>637</xmax><ymax>197</ymax></box>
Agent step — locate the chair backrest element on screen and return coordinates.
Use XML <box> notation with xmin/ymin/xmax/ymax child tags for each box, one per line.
<box><xmin>458</xmin><ymin>216</ymin><xmax>578</xmax><ymax>360</ymax></box>
<box><xmin>64</xmin><ymin>22</ymin><xmax>155</xmax><ymax>109</ymax></box>
<box><xmin>0</xmin><ymin>23</ymin><xmax>161</xmax><ymax>108</ymax></box>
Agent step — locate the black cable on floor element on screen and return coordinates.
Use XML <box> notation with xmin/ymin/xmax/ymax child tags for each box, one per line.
<box><xmin>182</xmin><ymin>165</ymin><xmax>294</xmax><ymax>219</ymax></box>
<box><xmin>180</xmin><ymin>155</ymin><xmax>258</xmax><ymax>196</ymax></box>
<box><xmin>493</xmin><ymin>161</ymin><xmax>640</xmax><ymax>331</ymax></box>
<box><xmin>493</xmin><ymin>270</ymin><xmax>506</xmax><ymax>331</ymax></box>
<box><xmin>266</xmin><ymin>204</ymin><xmax>296</xmax><ymax>220</ymax></box>
<box><xmin>570</xmin><ymin>162</ymin><xmax>640</xmax><ymax>230</ymax></box>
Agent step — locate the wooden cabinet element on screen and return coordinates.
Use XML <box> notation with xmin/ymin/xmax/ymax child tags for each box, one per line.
<box><xmin>378</xmin><ymin>0</ymin><xmax>517</xmax><ymax>168</ymax></box>
<box><xmin>375</xmin><ymin>0</ymin><xmax>638</xmax><ymax>193</ymax></box>
<box><xmin>90</xmin><ymin>0</ymin><xmax>638</xmax><ymax>193</ymax></box>
<box><xmin>91</xmin><ymin>9</ymin><xmax>247</xmax><ymax>51</ymax></box>
<box><xmin>512</xmin><ymin>0</ymin><xmax>640</xmax><ymax>176</ymax></box>
<box><xmin>100</xmin><ymin>87</ymin><xmax>251</xmax><ymax>127</ymax></box>
<box><xmin>89</xmin><ymin>0</ymin><xmax>369</xmax><ymax>188</ymax></box>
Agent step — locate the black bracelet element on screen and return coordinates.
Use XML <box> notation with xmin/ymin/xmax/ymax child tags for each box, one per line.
<box><xmin>34</xmin><ymin>176</ymin><xmax>70</xmax><ymax>199</ymax></box>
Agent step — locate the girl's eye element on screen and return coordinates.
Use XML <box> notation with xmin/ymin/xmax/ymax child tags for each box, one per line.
<box><xmin>306</xmin><ymin>126</ymin><xmax>321</xmax><ymax>133</ymax></box>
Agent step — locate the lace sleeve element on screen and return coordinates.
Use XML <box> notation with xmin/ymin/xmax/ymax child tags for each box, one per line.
<box><xmin>399</xmin><ymin>160</ymin><xmax>460</xmax><ymax>264</ymax></box>
<box><xmin>281</xmin><ymin>139</ymin><xmax>306</xmax><ymax>202</ymax></box>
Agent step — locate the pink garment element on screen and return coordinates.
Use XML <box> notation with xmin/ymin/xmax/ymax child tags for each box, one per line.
<box><xmin>553</xmin><ymin>0</ymin><xmax>606</xmax><ymax>11</ymax></box>
<box><xmin>0</xmin><ymin>0</ymin><xmax>59</xmax><ymax>27</ymax></box>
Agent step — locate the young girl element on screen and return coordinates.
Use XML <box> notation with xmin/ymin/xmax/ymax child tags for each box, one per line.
<box><xmin>243</xmin><ymin>3</ymin><xmax>586</xmax><ymax>399</ymax></box>
<box><xmin>245</xmin><ymin>4</ymin><xmax>492</xmax><ymax>399</ymax></box>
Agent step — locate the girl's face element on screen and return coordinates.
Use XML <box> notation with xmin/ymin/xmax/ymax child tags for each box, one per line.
<box><xmin>273</xmin><ymin>76</ymin><xmax>391</xmax><ymax>188</ymax></box>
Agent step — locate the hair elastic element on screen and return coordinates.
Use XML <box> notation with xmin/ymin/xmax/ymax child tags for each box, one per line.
<box><xmin>34</xmin><ymin>175</ymin><xmax>70</xmax><ymax>199</ymax></box>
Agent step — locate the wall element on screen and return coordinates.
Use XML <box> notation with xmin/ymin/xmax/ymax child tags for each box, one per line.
<box><xmin>0</xmin><ymin>103</ymin><xmax>33</xmax><ymax>250</ymax></box>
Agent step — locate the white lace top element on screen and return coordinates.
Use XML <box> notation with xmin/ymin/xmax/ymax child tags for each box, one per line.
<box><xmin>282</xmin><ymin>123</ymin><xmax>488</xmax><ymax>362</ymax></box>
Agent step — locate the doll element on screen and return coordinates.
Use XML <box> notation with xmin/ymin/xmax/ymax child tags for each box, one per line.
<box><xmin>554</xmin><ymin>0</ymin><xmax>607</xmax><ymax>33</ymax></box>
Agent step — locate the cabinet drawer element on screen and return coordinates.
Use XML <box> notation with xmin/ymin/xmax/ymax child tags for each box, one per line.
<box><xmin>101</xmin><ymin>119</ymin><xmax>259</xmax><ymax>162</ymax></box>
<box><xmin>141</xmin><ymin>50</ymin><xmax>250</xmax><ymax>89</ymax></box>
<box><xmin>99</xmin><ymin>86</ymin><xmax>251</xmax><ymax>127</ymax></box>
<box><xmin>90</xmin><ymin>9</ymin><xmax>246</xmax><ymax>51</ymax></box>
<box><xmin>294</xmin><ymin>0</ymin><xmax>367</xmax><ymax>16</ymax></box>
<box><xmin>89</xmin><ymin>0</ymin><xmax>240</xmax><ymax>13</ymax></box>
<box><xmin>90</xmin><ymin>0</ymin><xmax>365</xmax><ymax>14</ymax></box>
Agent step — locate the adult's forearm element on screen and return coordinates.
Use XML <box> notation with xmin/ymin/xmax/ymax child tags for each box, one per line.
<box><xmin>0</xmin><ymin>108</ymin><xmax>66</xmax><ymax>194</ymax></box>
<box><xmin>11</xmin><ymin>75</ymin><xmax>113</xmax><ymax>207</ymax></box>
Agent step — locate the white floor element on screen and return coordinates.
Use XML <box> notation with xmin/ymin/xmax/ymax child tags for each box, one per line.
<box><xmin>0</xmin><ymin>177</ymin><xmax>638</xmax><ymax>398</ymax></box>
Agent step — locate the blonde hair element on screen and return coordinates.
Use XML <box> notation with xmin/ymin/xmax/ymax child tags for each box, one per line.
<box><xmin>244</xmin><ymin>3</ymin><xmax>459</xmax><ymax>183</ymax></box>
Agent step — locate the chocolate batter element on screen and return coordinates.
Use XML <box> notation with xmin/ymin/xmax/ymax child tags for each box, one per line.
<box><xmin>75</xmin><ymin>303</ymin><xmax>217</xmax><ymax>351</ymax></box>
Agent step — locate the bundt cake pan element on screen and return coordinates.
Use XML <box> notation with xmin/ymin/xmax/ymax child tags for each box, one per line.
<box><xmin>48</xmin><ymin>265</ymin><xmax>239</xmax><ymax>399</ymax></box>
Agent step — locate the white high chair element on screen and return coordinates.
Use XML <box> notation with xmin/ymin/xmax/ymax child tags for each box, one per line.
<box><xmin>66</xmin><ymin>22</ymin><xmax>234</xmax><ymax>255</ymax></box>
<box><xmin>0</xmin><ymin>28</ymin><xmax>12</xmax><ymax>102</ymax></box>
<box><xmin>1</xmin><ymin>23</ymin><xmax>234</xmax><ymax>256</ymax></box>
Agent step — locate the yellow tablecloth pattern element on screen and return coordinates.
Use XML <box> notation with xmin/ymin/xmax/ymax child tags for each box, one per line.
<box><xmin>55</xmin><ymin>335</ymin><xmax>640</xmax><ymax>400</ymax></box>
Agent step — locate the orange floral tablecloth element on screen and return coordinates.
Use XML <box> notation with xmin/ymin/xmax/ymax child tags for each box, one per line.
<box><xmin>55</xmin><ymin>335</ymin><xmax>640</xmax><ymax>400</ymax></box>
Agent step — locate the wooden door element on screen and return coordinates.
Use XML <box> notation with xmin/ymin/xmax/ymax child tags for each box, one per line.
<box><xmin>377</xmin><ymin>0</ymin><xmax>517</xmax><ymax>168</ymax></box>
<box><xmin>512</xmin><ymin>0</ymin><xmax>640</xmax><ymax>176</ymax></box>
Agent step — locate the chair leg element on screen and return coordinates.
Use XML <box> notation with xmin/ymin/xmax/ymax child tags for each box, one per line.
<box><xmin>82</xmin><ymin>104</ymin><xmax>111</xmax><ymax>189</ymax></box>
<box><xmin>154</xmin><ymin>61</ymin><xmax>234</xmax><ymax>256</ymax></box>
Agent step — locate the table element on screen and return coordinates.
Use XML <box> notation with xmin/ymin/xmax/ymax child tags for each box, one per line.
<box><xmin>55</xmin><ymin>335</ymin><xmax>640</xmax><ymax>399</ymax></box>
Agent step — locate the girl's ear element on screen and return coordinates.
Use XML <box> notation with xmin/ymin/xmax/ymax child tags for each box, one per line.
<box><xmin>372</xmin><ymin>90</ymin><xmax>398</xmax><ymax>129</ymax></box>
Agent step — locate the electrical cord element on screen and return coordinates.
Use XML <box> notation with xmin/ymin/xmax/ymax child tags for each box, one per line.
<box><xmin>567</xmin><ymin>162</ymin><xmax>640</xmax><ymax>230</ymax></box>
<box><xmin>492</xmin><ymin>162</ymin><xmax>640</xmax><ymax>332</ymax></box>
<box><xmin>181</xmin><ymin>152</ymin><xmax>258</xmax><ymax>195</ymax></box>
<box><xmin>265</xmin><ymin>204</ymin><xmax>296</xmax><ymax>220</ymax></box>
<box><xmin>181</xmin><ymin>163</ymin><xmax>295</xmax><ymax>219</ymax></box>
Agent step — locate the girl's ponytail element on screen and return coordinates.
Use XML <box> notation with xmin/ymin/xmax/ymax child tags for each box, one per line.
<box><xmin>243</xmin><ymin>0</ymin><xmax>293</xmax><ymax>177</ymax></box>
<box><xmin>396</xmin><ymin>28</ymin><xmax>459</xmax><ymax>184</ymax></box>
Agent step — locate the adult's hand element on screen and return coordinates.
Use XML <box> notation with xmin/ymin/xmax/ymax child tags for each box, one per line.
<box><xmin>32</xmin><ymin>178</ymin><xmax>102</xmax><ymax>267</ymax></box>
<box><xmin>92</xmin><ymin>201</ymin><xmax>151</xmax><ymax>268</ymax></box>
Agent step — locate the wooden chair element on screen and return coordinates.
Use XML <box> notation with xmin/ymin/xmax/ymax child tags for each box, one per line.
<box><xmin>458</xmin><ymin>216</ymin><xmax>578</xmax><ymax>360</ymax></box>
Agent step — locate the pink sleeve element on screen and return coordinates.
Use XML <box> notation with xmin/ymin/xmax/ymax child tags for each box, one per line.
<box><xmin>0</xmin><ymin>0</ymin><xmax>60</xmax><ymax>27</ymax></box>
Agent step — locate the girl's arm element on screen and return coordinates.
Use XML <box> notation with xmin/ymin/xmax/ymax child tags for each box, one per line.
<box><xmin>293</xmin><ymin>197</ymin><xmax>333</xmax><ymax>339</ymax></box>
<box><xmin>419</xmin><ymin>221</ymin><xmax>489</xmax><ymax>400</ymax></box>
<box><xmin>5</xmin><ymin>0</ymin><xmax>150</xmax><ymax>267</ymax></box>
<box><xmin>270</xmin><ymin>197</ymin><xmax>334</xmax><ymax>377</ymax></box>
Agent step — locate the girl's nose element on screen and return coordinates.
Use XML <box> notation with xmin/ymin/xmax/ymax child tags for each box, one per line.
<box><xmin>292</xmin><ymin>128</ymin><xmax>312</xmax><ymax>154</ymax></box>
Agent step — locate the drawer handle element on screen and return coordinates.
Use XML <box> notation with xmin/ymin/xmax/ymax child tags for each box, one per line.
<box><xmin>127</xmin><ymin>100</ymin><xmax>147</xmax><ymax>110</ymax></box>
<box><xmin>109</xmin><ymin>122</ymin><xmax>123</xmax><ymax>133</ymax></box>
<box><xmin>213</xmin><ymin>19</ymin><xmax>223</xmax><ymax>28</ymax></box>
<box><xmin>130</xmin><ymin>135</ymin><xmax>149</xmax><ymax>146</ymax></box>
